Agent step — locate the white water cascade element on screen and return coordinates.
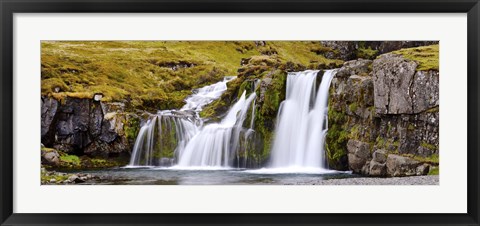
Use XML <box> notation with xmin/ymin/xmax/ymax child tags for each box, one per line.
<box><xmin>128</xmin><ymin>77</ymin><xmax>257</xmax><ymax>168</ymax></box>
<box><xmin>128</xmin><ymin>77</ymin><xmax>235</xmax><ymax>167</ymax></box>
<box><xmin>176</xmin><ymin>91</ymin><xmax>256</xmax><ymax>168</ymax></box>
<box><xmin>269</xmin><ymin>69</ymin><xmax>336</xmax><ymax>169</ymax></box>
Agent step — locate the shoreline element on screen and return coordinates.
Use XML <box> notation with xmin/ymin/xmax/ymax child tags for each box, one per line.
<box><xmin>293</xmin><ymin>175</ymin><xmax>439</xmax><ymax>185</ymax></box>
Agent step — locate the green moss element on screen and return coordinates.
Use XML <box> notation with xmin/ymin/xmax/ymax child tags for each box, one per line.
<box><xmin>402</xmin><ymin>153</ymin><xmax>439</xmax><ymax>165</ymax></box>
<box><xmin>375</xmin><ymin>136</ymin><xmax>386</xmax><ymax>148</ymax></box>
<box><xmin>349</xmin><ymin>102</ymin><xmax>358</xmax><ymax>113</ymax></box>
<box><xmin>408</xmin><ymin>124</ymin><xmax>416</xmax><ymax>131</ymax></box>
<box><xmin>124</xmin><ymin>116</ymin><xmax>140</xmax><ymax>141</ymax></box>
<box><xmin>238</xmin><ymin>80</ymin><xmax>253</xmax><ymax>99</ymax></box>
<box><xmin>426</xmin><ymin>106</ymin><xmax>439</xmax><ymax>113</ymax></box>
<box><xmin>267</xmin><ymin>41</ymin><xmax>343</xmax><ymax>68</ymax></box>
<box><xmin>90</xmin><ymin>159</ymin><xmax>107</xmax><ymax>165</ymax></box>
<box><xmin>428</xmin><ymin>166</ymin><xmax>439</xmax><ymax>175</ymax></box>
<box><xmin>41</xmin><ymin>147</ymin><xmax>56</xmax><ymax>153</ymax></box>
<box><xmin>260</xmin><ymin>70</ymin><xmax>286</xmax><ymax>116</ymax></box>
<box><xmin>349</xmin><ymin>125</ymin><xmax>361</xmax><ymax>140</ymax></box>
<box><xmin>41</xmin><ymin>171</ymin><xmax>70</xmax><ymax>184</ymax></box>
<box><xmin>59</xmin><ymin>154</ymin><xmax>80</xmax><ymax>166</ymax></box>
<box><xmin>325</xmin><ymin>105</ymin><xmax>349</xmax><ymax>170</ymax></box>
<box><xmin>42</xmin><ymin>41</ymin><xmax>344</xmax><ymax>110</ymax></box>
<box><xmin>420</xmin><ymin>142</ymin><xmax>438</xmax><ymax>151</ymax></box>
<box><xmin>391</xmin><ymin>44</ymin><xmax>439</xmax><ymax>71</ymax></box>
<box><xmin>356</xmin><ymin>47</ymin><xmax>378</xmax><ymax>60</ymax></box>
<box><xmin>387</xmin><ymin>123</ymin><xmax>392</xmax><ymax>133</ymax></box>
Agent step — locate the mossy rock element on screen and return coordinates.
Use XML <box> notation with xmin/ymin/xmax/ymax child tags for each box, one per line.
<box><xmin>391</xmin><ymin>44</ymin><xmax>439</xmax><ymax>71</ymax></box>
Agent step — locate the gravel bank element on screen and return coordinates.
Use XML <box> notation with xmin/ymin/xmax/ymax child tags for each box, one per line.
<box><xmin>296</xmin><ymin>175</ymin><xmax>439</xmax><ymax>185</ymax></box>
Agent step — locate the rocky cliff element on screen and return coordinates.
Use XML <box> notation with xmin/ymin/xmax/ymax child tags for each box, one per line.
<box><xmin>41</xmin><ymin>95</ymin><xmax>142</xmax><ymax>167</ymax></box>
<box><xmin>326</xmin><ymin>45</ymin><xmax>439</xmax><ymax>176</ymax></box>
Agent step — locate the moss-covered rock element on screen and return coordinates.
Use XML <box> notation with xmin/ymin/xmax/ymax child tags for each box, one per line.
<box><xmin>325</xmin><ymin>48</ymin><xmax>439</xmax><ymax>176</ymax></box>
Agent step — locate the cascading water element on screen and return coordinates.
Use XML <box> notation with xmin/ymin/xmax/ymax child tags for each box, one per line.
<box><xmin>128</xmin><ymin>114</ymin><xmax>198</xmax><ymax>166</ymax></box>
<box><xmin>176</xmin><ymin>91</ymin><xmax>256</xmax><ymax>168</ymax></box>
<box><xmin>128</xmin><ymin>76</ymin><xmax>257</xmax><ymax>168</ymax></box>
<box><xmin>181</xmin><ymin>76</ymin><xmax>236</xmax><ymax>113</ymax></box>
<box><xmin>128</xmin><ymin>77</ymin><xmax>234</xmax><ymax>167</ymax></box>
<box><xmin>269</xmin><ymin>69</ymin><xmax>336</xmax><ymax>169</ymax></box>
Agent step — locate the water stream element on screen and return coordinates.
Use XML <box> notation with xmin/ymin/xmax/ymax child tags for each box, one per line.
<box><xmin>128</xmin><ymin>69</ymin><xmax>336</xmax><ymax>172</ymax></box>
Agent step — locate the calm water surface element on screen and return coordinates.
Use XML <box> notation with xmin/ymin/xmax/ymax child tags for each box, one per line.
<box><xmin>65</xmin><ymin>167</ymin><xmax>356</xmax><ymax>185</ymax></box>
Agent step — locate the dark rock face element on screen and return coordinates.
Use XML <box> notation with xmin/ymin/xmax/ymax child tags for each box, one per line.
<box><xmin>41</xmin><ymin>97</ymin><xmax>59</xmax><ymax>145</ymax></box>
<box><xmin>326</xmin><ymin>53</ymin><xmax>439</xmax><ymax>177</ymax></box>
<box><xmin>41</xmin><ymin>96</ymin><xmax>139</xmax><ymax>158</ymax></box>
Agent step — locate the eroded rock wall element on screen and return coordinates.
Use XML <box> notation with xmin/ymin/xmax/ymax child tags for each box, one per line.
<box><xmin>326</xmin><ymin>54</ymin><xmax>439</xmax><ymax>176</ymax></box>
<box><xmin>41</xmin><ymin>96</ymin><xmax>141</xmax><ymax>159</ymax></box>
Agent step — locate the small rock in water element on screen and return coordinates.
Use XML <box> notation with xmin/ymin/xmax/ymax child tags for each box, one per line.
<box><xmin>49</xmin><ymin>178</ymin><xmax>57</xmax><ymax>183</ymax></box>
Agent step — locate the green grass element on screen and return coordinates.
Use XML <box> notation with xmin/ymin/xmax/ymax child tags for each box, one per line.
<box><xmin>42</xmin><ymin>41</ymin><xmax>342</xmax><ymax>110</ymax></box>
<box><xmin>391</xmin><ymin>44</ymin><xmax>439</xmax><ymax>71</ymax></box>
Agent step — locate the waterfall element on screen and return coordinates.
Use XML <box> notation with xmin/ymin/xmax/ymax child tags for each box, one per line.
<box><xmin>181</xmin><ymin>76</ymin><xmax>236</xmax><ymax>113</ymax></box>
<box><xmin>176</xmin><ymin>91</ymin><xmax>256</xmax><ymax>168</ymax></box>
<box><xmin>128</xmin><ymin>77</ymin><xmax>235</xmax><ymax>167</ymax></box>
<box><xmin>128</xmin><ymin>114</ymin><xmax>198</xmax><ymax>166</ymax></box>
<box><xmin>128</xmin><ymin>77</ymin><xmax>257</xmax><ymax>168</ymax></box>
<box><xmin>270</xmin><ymin>69</ymin><xmax>336</xmax><ymax>169</ymax></box>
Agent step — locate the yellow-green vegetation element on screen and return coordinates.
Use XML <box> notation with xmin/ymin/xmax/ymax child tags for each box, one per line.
<box><xmin>392</xmin><ymin>44</ymin><xmax>439</xmax><ymax>71</ymax></box>
<box><xmin>123</xmin><ymin>116</ymin><xmax>140</xmax><ymax>141</ymax></box>
<box><xmin>428</xmin><ymin>166</ymin><xmax>439</xmax><ymax>175</ymax></box>
<box><xmin>42</xmin><ymin>41</ymin><xmax>343</xmax><ymax>110</ymax></box>
<box><xmin>41</xmin><ymin>170</ymin><xmax>70</xmax><ymax>184</ymax></box>
<box><xmin>325</xmin><ymin>105</ymin><xmax>349</xmax><ymax>169</ymax></box>
<box><xmin>402</xmin><ymin>153</ymin><xmax>439</xmax><ymax>165</ymax></box>
<box><xmin>267</xmin><ymin>42</ymin><xmax>343</xmax><ymax>68</ymax></box>
<box><xmin>41</xmin><ymin>146</ymin><xmax>56</xmax><ymax>153</ymax></box>
<box><xmin>59</xmin><ymin>153</ymin><xmax>81</xmax><ymax>167</ymax></box>
<box><xmin>420</xmin><ymin>142</ymin><xmax>438</xmax><ymax>151</ymax></box>
<box><xmin>47</xmin><ymin>150</ymin><xmax>126</xmax><ymax>169</ymax></box>
<box><xmin>356</xmin><ymin>47</ymin><xmax>378</xmax><ymax>60</ymax></box>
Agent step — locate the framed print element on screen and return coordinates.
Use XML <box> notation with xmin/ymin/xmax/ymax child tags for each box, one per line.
<box><xmin>1</xmin><ymin>0</ymin><xmax>479</xmax><ymax>225</ymax></box>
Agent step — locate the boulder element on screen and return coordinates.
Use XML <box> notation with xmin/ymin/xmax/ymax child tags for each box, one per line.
<box><xmin>386</xmin><ymin>154</ymin><xmax>420</xmax><ymax>177</ymax></box>
<box><xmin>372</xmin><ymin>149</ymin><xmax>387</xmax><ymax>163</ymax></box>
<box><xmin>41</xmin><ymin>149</ymin><xmax>60</xmax><ymax>166</ymax></box>
<box><xmin>369</xmin><ymin>160</ymin><xmax>387</xmax><ymax>177</ymax></box>
<box><xmin>347</xmin><ymin>139</ymin><xmax>372</xmax><ymax>173</ymax></box>
<box><xmin>416</xmin><ymin>164</ymin><xmax>430</xmax><ymax>176</ymax></box>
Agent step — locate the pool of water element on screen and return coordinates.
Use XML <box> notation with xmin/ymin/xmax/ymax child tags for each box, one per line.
<box><xmin>65</xmin><ymin>167</ymin><xmax>356</xmax><ymax>185</ymax></box>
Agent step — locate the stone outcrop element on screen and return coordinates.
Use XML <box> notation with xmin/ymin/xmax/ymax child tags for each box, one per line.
<box><xmin>326</xmin><ymin>52</ymin><xmax>439</xmax><ymax>177</ymax></box>
<box><xmin>41</xmin><ymin>96</ymin><xmax>141</xmax><ymax>159</ymax></box>
<box><xmin>373</xmin><ymin>54</ymin><xmax>439</xmax><ymax>114</ymax></box>
<box><xmin>320</xmin><ymin>41</ymin><xmax>439</xmax><ymax>61</ymax></box>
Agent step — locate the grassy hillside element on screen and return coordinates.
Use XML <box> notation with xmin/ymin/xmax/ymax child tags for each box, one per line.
<box><xmin>41</xmin><ymin>41</ymin><xmax>342</xmax><ymax>110</ymax></box>
<box><xmin>392</xmin><ymin>44</ymin><xmax>439</xmax><ymax>71</ymax></box>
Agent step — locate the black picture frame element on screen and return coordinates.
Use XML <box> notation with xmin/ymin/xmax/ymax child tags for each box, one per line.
<box><xmin>1</xmin><ymin>0</ymin><xmax>479</xmax><ymax>225</ymax></box>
